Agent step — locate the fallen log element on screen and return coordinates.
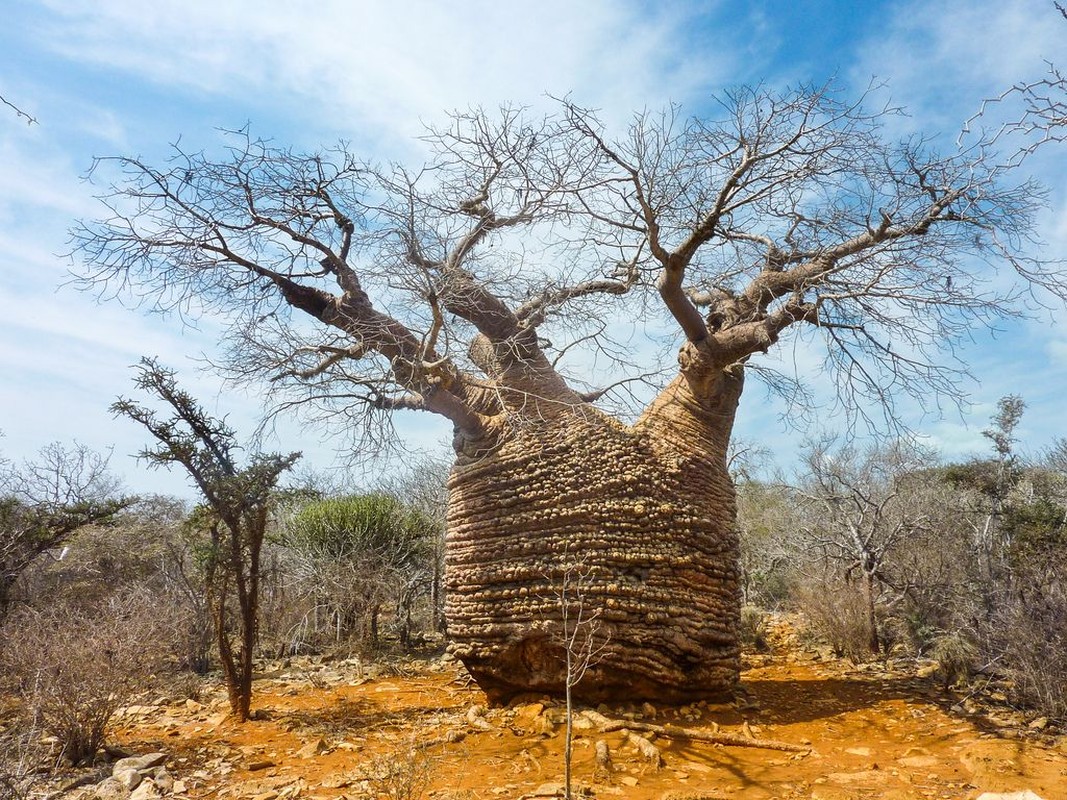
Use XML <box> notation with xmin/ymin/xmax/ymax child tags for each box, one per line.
<box><xmin>623</xmin><ymin>730</ymin><xmax>663</xmax><ymax>767</ymax></box>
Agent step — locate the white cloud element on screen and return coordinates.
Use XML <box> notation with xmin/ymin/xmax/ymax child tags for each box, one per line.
<box><xmin>34</xmin><ymin>0</ymin><xmax>734</xmax><ymax>146</ymax></box>
<box><xmin>4</xmin><ymin>0</ymin><xmax>1065</xmax><ymax>490</ymax></box>
<box><xmin>850</xmin><ymin>0</ymin><xmax>1062</xmax><ymax>130</ymax></box>
<box><xmin>1048</xmin><ymin>337</ymin><xmax>1067</xmax><ymax>366</ymax></box>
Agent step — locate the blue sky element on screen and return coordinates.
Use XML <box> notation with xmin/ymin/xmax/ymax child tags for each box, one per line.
<box><xmin>1</xmin><ymin>0</ymin><xmax>1065</xmax><ymax>497</ymax></box>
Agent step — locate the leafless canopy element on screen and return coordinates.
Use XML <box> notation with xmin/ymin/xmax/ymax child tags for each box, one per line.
<box><xmin>72</xmin><ymin>84</ymin><xmax>1063</xmax><ymax>447</ymax></box>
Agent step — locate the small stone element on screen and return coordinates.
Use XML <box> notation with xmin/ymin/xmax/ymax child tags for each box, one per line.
<box><xmin>512</xmin><ymin>703</ymin><xmax>545</xmax><ymax>730</ymax></box>
<box><xmin>92</xmin><ymin>777</ymin><xmax>130</xmax><ymax>800</ymax></box>
<box><xmin>113</xmin><ymin>769</ymin><xmax>142</xmax><ymax>791</ymax></box>
<box><xmin>528</xmin><ymin>782</ymin><xmax>564</xmax><ymax>797</ymax></box>
<box><xmin>640</xmin><ymin>702</ymin><xmax>657</xmax><ymax>719</ymax></box>
<box><xmin>1027</xmin><ymin>717</ymin><xmax>1048</xmax><ymax>730</ymax></box>
<box><xmin>129</xmin><ymin>779</ymin><xmax>162</xmax><ymax>800</ymax></box>
<box><xmin>535</xmin><ymin>715</ymin><xmax>556</xmax><ymax>736</ymax></box>
<box><xmin>571</xmin><ymin>712</ymin><xmax>595</xmax><ymax>731</ymax></box>
<box><xmin>466</xmin><ymin>704</ymin><xmax>494</xmax><ymax>730</ymax></box>
<box><xmin>247</xmin><ymin>760</ymin><xmax>276</xmax><ymax>771</ymax></box>
<box><xmin>172</xmin><ymin>780</ymin><xmax>187</xmax><ymax>794</ymax></box>
<box><xmin>976</xmin><ymin>793</ymin><xmax>1046</xmax><ymax>800</ymax></box>
<box><xmin>845</xmin><ymin>747</ymin><xmax>872</xmax><ymax>757</ymax></box>
<box><xmin>295</xmin><ymin>738</ymin><xmax>327</xmax><ymax>759</ymax></box>
<box><xmin>150</xmin><ymin>768</ymin><xmax>174</xmax><ymax>794</ymax></box>
<box><xmin>113</xmin><ymin>753</ymin><xmax>167</xmax><ymax>774</ymax></box>
<box><xmin>618</xmin><ymin>775</ymin><xmax>639</xmax><ymax>787</ymax></box>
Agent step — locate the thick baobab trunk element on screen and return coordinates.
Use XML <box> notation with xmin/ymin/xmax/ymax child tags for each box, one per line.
<box><xmin>445</xmin><ymin>366</ymin><xmax>744</xmax><ymax>705</ymax></box>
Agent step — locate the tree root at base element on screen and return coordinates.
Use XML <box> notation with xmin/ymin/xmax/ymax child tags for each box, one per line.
<box><xmin>596</xmin><ymin>718</ymin><xmax>810</xmax><ymax>754</ymax></box>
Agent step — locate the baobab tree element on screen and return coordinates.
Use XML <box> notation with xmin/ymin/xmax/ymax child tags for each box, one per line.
<box><xmin>73</xmin><ymin>84</ymin><xmax>1063</xmax><ymax>702</ymax></box>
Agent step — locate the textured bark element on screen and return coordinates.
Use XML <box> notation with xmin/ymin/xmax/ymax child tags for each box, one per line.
<box><xmin>445</xmin><ymin>365</ymin><xmax>744</xmax><ymax>705</ymax></box>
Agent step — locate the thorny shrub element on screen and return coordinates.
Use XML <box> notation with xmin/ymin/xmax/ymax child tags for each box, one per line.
<box><xmin>0</xmin><ymin>584</ymin><xmax>173</xmax><ymax>764</ymax></box>
<box><xmin>929</xmin><ymin>631</ymin><xmax>978</xmax><ymax>688</ymax></box>
<box><xmin>363</xmin><ymin>742</ymin><xmax>435</xmax><ymax>800</ymax></box>
<box><xmin>991</xmin><ymin>585</ymin><xmax>1067</xmax><ymax>719</ymax></box>
<box><xmin>792</xmin><ymin>577</ymin><xmax>875</xmax><ymax>663</ymax></box>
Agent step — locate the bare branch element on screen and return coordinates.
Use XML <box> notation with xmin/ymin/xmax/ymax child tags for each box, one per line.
<box><xmin>1</xmin><ymin>94</ymin><xmax>36</xmax><ymax>125</ymax></box>
<box><xmin>71</xmin><ymin>85</ymin><xmax>1064</xmax><ymax>446</ymax></box>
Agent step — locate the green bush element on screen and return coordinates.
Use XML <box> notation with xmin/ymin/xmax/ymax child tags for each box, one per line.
<box><xmin>276</xmin><ymin>494</ymin><xmax>437</xmax><ymax>649</ymax></box>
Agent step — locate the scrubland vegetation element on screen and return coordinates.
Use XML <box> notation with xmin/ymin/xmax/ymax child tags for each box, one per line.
<box><xmin>0</xmin><ymin>426</ymin><xmax>449</xmax><ymax>793</ymax></box>
<box><xmin>737</xmin><ymin>397</ymin><xmax>1067</xmax><ymax>720</ymax></box>
<box><xmin>1</xmin><ymin>396</ymin><xmax>1064</xmax><ymax>795</ymax></box>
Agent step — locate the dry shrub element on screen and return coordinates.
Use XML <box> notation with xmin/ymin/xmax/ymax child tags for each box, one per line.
<box><xmin>739</xmin><ymin>605</ymin><xmax>770</xmax><ymax>652</ymax></box>
<box><xmin>0</xmin><ymin>711</ymin><xmax>51</xmax><ymax>800</ymax></box>
<box><xmin>0</xmin><ymin>585</ymin><xmax>172</xmax><ymax>764</ymax></box>
<box><xmin>792</xmin><ymin>578</ymin><xmax>874</xmax><ymax>662</ymax></box>
<box><xmin>991</xmin><ymin>585</ymin><xmax>1067</xmax><ymax>719</ymax></box>
<box><xmin>929</xmin><ymin>631</ymin><xmax>977</xmax><ymax>688</ymax></box>
<box><xmin>364</xmin><ymin>743</ymin><xmax>434</xmax><ymax>800</ymax></box>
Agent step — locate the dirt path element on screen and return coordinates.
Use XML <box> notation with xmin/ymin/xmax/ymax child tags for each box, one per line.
<box><xmin>109</xmin><ymin>645</ymin><xmax>1067</xmax><ymax>800</ymax></box>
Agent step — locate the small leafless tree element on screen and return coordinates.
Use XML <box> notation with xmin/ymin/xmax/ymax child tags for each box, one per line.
<box><xmin>112</xmin><ymin>358</ymin><xmax>299</xmax><ymax>720</ymax></box>
<box><xmin>545</xmin><ymin>553</ymin><xmax>609</xmax><ymax>800</ymax></box>
<box><xmin>793</xmin><ymin>437</ymin><xmax>944</xmax><ymax>655</ymax></box>
<box><xmin>0</xmin><ymin>442</ymin><xmax>130</xmax><ymax>617</ymax></box>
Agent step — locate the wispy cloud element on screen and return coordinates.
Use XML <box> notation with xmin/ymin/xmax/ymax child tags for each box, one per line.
<box><xmin>850</xmin><ymin>0</ymin><xmax>1062</xmax><ymax>128</ymax></box>
<box><xmin>2</xmin><ymin>0</ymin><xmax>1065</xmax><ymax>492</ymax></box>
<box><xmin>34</xmin><ymin>0</ymin><xmax>734</xmax><ymax>144</ymax></box>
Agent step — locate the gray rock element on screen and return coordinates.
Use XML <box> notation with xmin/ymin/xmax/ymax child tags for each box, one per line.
<box><xmin>113</xmin><ymin>769</ymin><xmax>142</xmax><ymax>791</ymax></box>
<box><xmin>524</xmin><ymin>782</ymin><xmax>563</xmax><ymax>798</ymax></box>
<box><xmin>129</xmin><ymin>779</ymin><xmax>162</xmax><ymax>800</ymax></box>
<box><xmin>149</xmin><ymin>767</ymin><xmax>174</xmax><ymax>794</ymax></box>
<box><xmin>92</xmin><ymin>776</ymin><xmax>132</xmax><ymax>800</ymax></box>
<box><xmin>113</xmin><ymin>753</ymin><xmax>167</xmax><ymax>774</ymax></box>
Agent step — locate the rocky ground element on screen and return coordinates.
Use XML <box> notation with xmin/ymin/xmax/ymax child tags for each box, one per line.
<box><xmin>16</xmin><ymin>621</ymin><xmax>1067</xmax><ymax>800</ymax></box>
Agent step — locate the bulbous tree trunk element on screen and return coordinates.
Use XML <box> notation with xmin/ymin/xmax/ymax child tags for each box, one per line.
<box><xmin>445</xmin><ymin>368</ymin><xmax>744</xmax><ymax>704</ymax></box>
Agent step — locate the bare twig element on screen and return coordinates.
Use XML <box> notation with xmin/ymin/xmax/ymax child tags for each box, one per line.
<box><xmin>1</xmin><ymin>94</ymin><xmax>36</xmax><ymax>125</ymax></box>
